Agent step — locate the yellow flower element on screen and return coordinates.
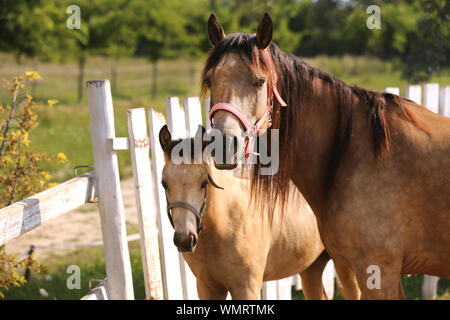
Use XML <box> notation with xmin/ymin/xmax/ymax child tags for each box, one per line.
<box><xmin>56</xmin><ymin>152</ymin><xmax>67</xmax><ymax>163</ymax></box>
<box><xmin>40</xmin><ymin>171</ymin><xmax>51</xmax><ymax>180</ymax></box>
<box><xmin>47</xmin><ymin>99</ymin><xmax>59</xmax><ymax>108</ymax></box>
<box><xmin>25</xmin><ymin>71</ymin><xmax>41</xmax><ymax>82</ymax></box>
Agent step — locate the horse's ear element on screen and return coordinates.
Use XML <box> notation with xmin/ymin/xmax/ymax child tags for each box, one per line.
<box><xmin>256</xmin><ymin>13</ymin><xmax>273</xmax><ymax>49</ymax></box>
<box><xmin>159</xmin><ymin>125</ymin><xmax>172</xmax><ymax>153</ymax></box>
<box><xmin>208</xmin><ymin>13</ymin><xmax>226</xmax><ymax>46</ymax></box>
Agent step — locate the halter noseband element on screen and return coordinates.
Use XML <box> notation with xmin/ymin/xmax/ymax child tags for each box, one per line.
<box><xmin>165</xmin><ymin>174</ymin><xmax>223</xmax><ymax>234</ymax></box>
<box><xmin>208</xmin><ymin>85</ymin><xmax>287</xmax><ymax>158</ymax></box>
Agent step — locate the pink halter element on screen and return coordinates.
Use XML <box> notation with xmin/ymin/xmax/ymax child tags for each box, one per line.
<box><xmin>209</xmin><ymin>85</ymin><xmax>287</xmax><ymax>158</ymax></box>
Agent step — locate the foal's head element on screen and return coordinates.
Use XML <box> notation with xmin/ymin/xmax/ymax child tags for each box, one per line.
<box><xmin>159</xmin><ymin>125</ymin><xmax>223</xmax><ymax>252</ymax></box>
<box><xmin>202</xmin><ymin>13</ymin><xmax>281</xmax><ymax>169</ymax></box>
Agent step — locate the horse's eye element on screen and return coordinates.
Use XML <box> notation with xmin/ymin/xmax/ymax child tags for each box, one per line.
<box><xmin>203</xmin><ymin>78</ymin><xmax>211</xmax><ymax>88</ymax></box>
<box><xmin>161</xmin><ymin>180</ymin><xmax>168</xmax><ymax>190</ymax></box>
<box><xmin>253</xmin><ymin>77</ymin><xmax>266</xmax><ymax>88</ymax></box>
<box><xmin>201</xmin><ymin>180</ymin><xmax>208</xmax><ymax>189</ymax></box>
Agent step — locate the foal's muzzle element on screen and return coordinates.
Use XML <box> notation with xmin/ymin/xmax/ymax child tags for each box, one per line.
<box><xmin>174</xmin><ymin>231</ymin><xmax>198</xmax><ymax>252</ymax></box>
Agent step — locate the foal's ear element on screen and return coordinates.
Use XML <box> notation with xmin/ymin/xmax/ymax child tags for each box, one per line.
<box><xmin>256</xmin><ymin>13</ymin><xmax>273</xmax><ymax>49</ymax></box>
<box><xmin>208</xmin><ymin>13</ymin><xmax>226</xmax><ymax>46</ymax></box>
<box><xmin>159</xmin><ymin>125</ymin><xmax>172</xmax><ymax>153</ymax></box>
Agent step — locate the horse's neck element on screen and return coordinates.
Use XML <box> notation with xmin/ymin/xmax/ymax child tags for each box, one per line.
<box><xmin>290</xmin><ymin>78</ymin><xmax>344</xmax><ymax>213</ymax></box>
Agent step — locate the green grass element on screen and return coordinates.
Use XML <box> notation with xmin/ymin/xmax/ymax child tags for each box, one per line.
<box><xmin>1</xmin><ymin>242</ymin><xmax>146</xmax><ymax>300</ymax></box>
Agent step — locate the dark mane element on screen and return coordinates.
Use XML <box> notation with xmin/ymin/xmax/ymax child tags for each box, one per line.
<box><xmin>201</xmin><ymin>32</ymin><xmax>429</xmax><ymax>209</ymax></box>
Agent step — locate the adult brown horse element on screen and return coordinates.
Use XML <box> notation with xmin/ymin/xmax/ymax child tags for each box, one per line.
<box><xmin>159</xmin><ymin>125</ymin><xmax>360</xmax><ymax>300</ymax></box>
<box><xmin>203</xmin><ymin>13</ymin><xmax>450</xmax><ymax>299</ymax></box>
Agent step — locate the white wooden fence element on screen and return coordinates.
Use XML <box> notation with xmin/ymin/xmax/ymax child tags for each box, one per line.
<box><xmin>0</xmin><ymin>80</ymin><xmax>448</xmax><ymax>300</ymax></box>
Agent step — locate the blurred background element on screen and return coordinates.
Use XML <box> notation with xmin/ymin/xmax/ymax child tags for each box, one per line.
<box><xmin>0</xmin><ymin>0</ymin><xmax>448</xmax><ymax>299</ymax></box>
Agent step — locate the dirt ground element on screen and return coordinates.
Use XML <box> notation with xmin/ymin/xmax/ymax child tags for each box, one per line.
<box><xmin>4</xmin><ymin>178</ymin><xmax>139</xmax><ymax>260</ymax></box>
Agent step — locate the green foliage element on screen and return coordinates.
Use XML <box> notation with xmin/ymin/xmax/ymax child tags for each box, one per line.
<box><xmin>0</xmin><ymin>73</ymin><xmax>66</xmax><ymax>297</ymax></box>
<box><xmin>0</xmin><ymin>246</ymin><xmax>42</xmax><ymax>298</ymax></box>
<box><xmin>1</xmin><ymin>0</ymin><xmax>447</xmax><ymax>85</ymax></box>
<box><xmin>0</xmin><ymin>72</ymin><xmax>67</xmax><ymax>207</ymax></box>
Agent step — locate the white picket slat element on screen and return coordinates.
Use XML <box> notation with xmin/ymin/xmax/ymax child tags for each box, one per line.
<box><xmin>184</xmin><ymin>97</ymin><xmax>203</xmax><ymax>137</ymax></box>
<box><xmin>166</xmin><ymin>97</ymin><xmax>187</xmax><ymax>139</ymax></box>
<box><xmin>322</xmin><ymin>260</ymin><xmax>336</xmax><ymax>299</ymax></box>
<box><xmin>439</xmin><ymin>86</ymin><xmax>450</xmax><ymax>117</ymax></box>
<box><xmin>148</xmin><ymin>109</ymin><xmax>184</xmax><ymax>300</ymax></box>
<box><xmin>127</xmin><ymin>108</ymin><xmax>163</xmax><ymax>300</ymax></box>
<box><xmin>424</xmin><ymin>83</ymin><xmax>439</xmax><ymax>114</ymax></box>
<box><xmin>384</xmin><ymin>87</ymin><xmax>400</xmax><ymax>95</ymax></box>
<box><xmin>86</xmin><ymin>80</ymin><xmax>134</xmax><ymax>300</ymax></box>
<box><xmin>405</xmin><ymin>85</ymin><xmax>421</xmax><ymax>105</ymax></box>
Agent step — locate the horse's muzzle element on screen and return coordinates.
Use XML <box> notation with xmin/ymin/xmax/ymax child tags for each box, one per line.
<box><xmin>173</xmin><ymin>231</ymin><xmax>198</xmax><ymax>252</ymax></box>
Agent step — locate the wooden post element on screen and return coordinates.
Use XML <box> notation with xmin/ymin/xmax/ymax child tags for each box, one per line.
<box><xmin>322</xmin><ymin>260</ymin><xmax>335</xmax><ymax>299</ymax></box>
<box><xmin>261</xmin><ymin>281</ymin><xmax>278</xmax><ymax>299</ymax></box>
<box><xmin>148</xmin><ymin>109</ymin><xmax>184</xmax><ymax>299</ymax></box>
<box><xmin>127</xmin><ymin>108</ymin><xmax>163</xmax><ymax>300</ymax></box>
<box><xmin>86</xmin><ymin>80</ymin><xmax>134</xmax><ymax>300</ymax></box>
<box><xmin>166</xmin><ymin>97</ymin><xmax>186</xmax><ymax>139</ymax></box>
<box><xmin>439</xmin><ymin>86</ymin><xmax>450</xmax><ymax>117</ymax></box>
<box><xmin>384</xmin><ymin>87</ymin><xmax>400</xmax><ymax>95</ymax></box>
<box><xmin>423</xmin><ymin>83</ymin><xmax>439</xmax><ymax>114</ymax></box>
<box><xmin>276</xmin><ymin>278</ymin><xmax>292</xmax><ymax>300</ymax></box>
<box><xmin>184</xmin><ymin>97</ymin><xmax>203</xmax><ymax>137</ymax></box>
<box><xmin>405</xmin><ymin>85</ymin><xmax>421</xmax><ymax>105</ymax></box>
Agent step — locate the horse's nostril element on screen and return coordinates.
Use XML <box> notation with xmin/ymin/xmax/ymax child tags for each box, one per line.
<box><xmin>191</xmin><ymin>233</ymin><xmax>198</xmax><ymax>247</ymax></box>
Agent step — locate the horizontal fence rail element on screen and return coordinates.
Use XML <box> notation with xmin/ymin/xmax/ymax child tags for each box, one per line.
<box><xmin>0</xmin><ymin>172</ymin><xmax>97</xmax><ymax>247</ymax></box>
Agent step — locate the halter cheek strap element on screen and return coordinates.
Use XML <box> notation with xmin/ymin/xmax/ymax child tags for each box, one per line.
<box><xmin>165</xmin><ymin>174</ymin><xmax>223</xmax><ymax>234</ymax></box>
<box><xmin>209</xmin><ymin>85</ymin><xmax>287</xmax><ymax>158</ymax></box>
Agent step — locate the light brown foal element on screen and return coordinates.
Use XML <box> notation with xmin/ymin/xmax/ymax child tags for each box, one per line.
<box><xmin>159</xmin><ymin>125</ymin><xmax>360</xmax><ymax>300</ymax></box>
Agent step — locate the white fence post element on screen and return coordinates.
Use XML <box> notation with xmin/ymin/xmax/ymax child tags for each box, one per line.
<box><xmin>322</xmin><ymin>260</ymin><xmax>336</xmax><ymax>299</ymax></box>
<box><xmin>423</xmin><ymin>83</ymin><xmax>439</xmax><ymax>114</ymax></box>
<box><xmin>148</xmin><ymin>109</ymin><xmax>185</xmax><ymax>300</ymax></box>
<box><xmin>86</xmin><ymin>80</ymin><xmax>134</xmax><ymax>300</ymax></box>
<box><xmin>405</xmin><ymin>85</ymin><xmax>421</xmax><ymax>105</ymax></box>
<box><xmin>127</xmin><ymin>108</ymin><xmax>163</xmax><ymax>300</ymax></box>
<box><xmin>439</xmin><ymin>86</ymin><xmax>450</xmax><ymax>117</ymax></box>
<box><xmin>184</xmin><ymin>97</ymin><xmax>203</xmax><ymax>137</ymax></box>
<box><xmin>384</xmin><ymin>87</ymin><xmax>400</xmax><ymax>95</ymax></box>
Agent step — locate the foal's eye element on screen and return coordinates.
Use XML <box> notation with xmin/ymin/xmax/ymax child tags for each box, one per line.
<box><xmin>253</xmin><ymin>77</ymin><xmax>266</xmax><ymax>88</ymax></box>
<box><xmin>201</xmin><ymin>180</ymin><xmax>208</xmax><ymax>189</ymax></box>
<box><xmin>161</xmin><ymin>181</ymin><xmax>168</xmax><ymax>190</ymax></box>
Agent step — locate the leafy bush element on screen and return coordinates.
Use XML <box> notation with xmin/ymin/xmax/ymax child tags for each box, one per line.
<box><xmin>0</xmin><ymin>72</ymin><xmax>66</xmax><ymax>297</ymax></box>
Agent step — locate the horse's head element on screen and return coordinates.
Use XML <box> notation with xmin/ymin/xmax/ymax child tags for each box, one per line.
<box><xmin>203</xmin><ymin>13</ymin><xmax>285</xmax><ymax>170</ymax></box>
<box><xmin>159</xmin><ymin>125</ymin><xmax>223</xmax><ymax>252</ymax></box>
